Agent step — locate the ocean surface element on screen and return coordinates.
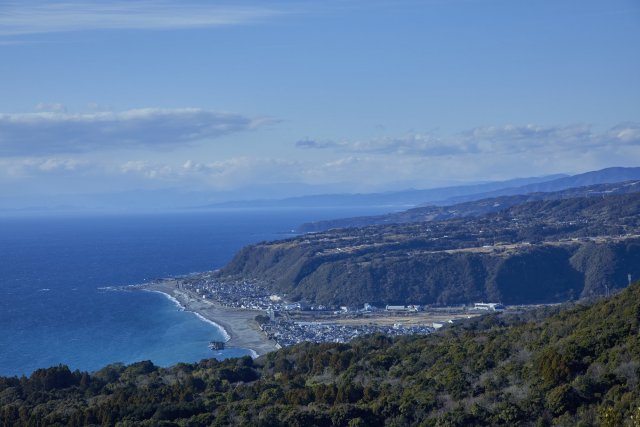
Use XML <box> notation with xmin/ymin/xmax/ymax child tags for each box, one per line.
<box><xmin>0</xmin><ymin>208</ymin><xmax>391</xmax><ymax>377</ymax></box>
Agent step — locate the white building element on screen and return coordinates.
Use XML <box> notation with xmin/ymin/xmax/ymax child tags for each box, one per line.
<box><xmin>385</xmin><ymin>304</ymin><xmax>421</xmax><ymax>312</ymax></box>
<box><xmin>473</xmin><ymin>302</ymin><xmax>505</xmax><ymax>311</ymax></box>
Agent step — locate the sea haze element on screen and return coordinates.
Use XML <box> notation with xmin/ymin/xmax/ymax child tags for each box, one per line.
<box><xmin>0</xmin><ymin>208</ymin><xmax>391</xmax><ymax>377</ymax></box>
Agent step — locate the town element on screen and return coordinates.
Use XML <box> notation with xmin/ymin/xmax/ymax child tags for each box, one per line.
<box><xmin>162</xmin><ymin>273</ymin><xmax>494</xmax><ymax>349</ymax></box>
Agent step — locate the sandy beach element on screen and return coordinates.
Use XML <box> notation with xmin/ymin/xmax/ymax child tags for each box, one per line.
<box><xmin>142</xmin><ymin>279</ymin><xmax>278</xmax><ymax>357</ymax></box>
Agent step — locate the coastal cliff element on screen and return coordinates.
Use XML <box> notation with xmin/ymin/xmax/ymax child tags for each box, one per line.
<box><xmin>219</xmin><ymin>191</ymin><xmax>640</xmax><ymax>306</ymax></box>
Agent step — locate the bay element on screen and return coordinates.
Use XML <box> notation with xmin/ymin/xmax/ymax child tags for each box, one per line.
<box><xmin>0</xmin><ymin>208</ymin><xmax>389</xmax><ymax>376</ymax></box>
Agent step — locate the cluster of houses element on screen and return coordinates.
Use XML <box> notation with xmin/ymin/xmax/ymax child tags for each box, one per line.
<box><xmin>182</xmin><ymin>278</ymin><xmax>283</xmax><ymax>311</ymax></box>
<box><xmin>261</xmin><ymin>319</ymin><xmax>434</xmax><ymax>348</ymax></box>
<box><xmin>183</xmin><ymin>276</ymin><xmax>435</xmax><ymax>315</ymax></box>
<box><xmin>175</xmin><ymin>274</ymin><xmax>506</xmax><ymax>348</ymax></box>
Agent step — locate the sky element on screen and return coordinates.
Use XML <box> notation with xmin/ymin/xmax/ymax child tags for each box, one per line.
<box><xmin>0</xmin><ymin>0</ymin><xmax>639</xmax><ymax>209</ymax></box>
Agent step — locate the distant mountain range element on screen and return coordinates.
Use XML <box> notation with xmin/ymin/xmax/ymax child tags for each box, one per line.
<box><xmin>198</xmin><ymin>174</ymin><xmax>567</xmax><ymax>209</ymax></box>
<box><xmin>438</xmin><ymin>166</ymin><xmax>640</xmax><ymax>205</ymax></box>
<box><xmin>4</xmin><ymin>166</ymin><xmax>638</xmax><ymax>214</ymax></box>
<box><xmin>200</xmin><ymin>166</ymin><xmax>640</xmax><ymax>210</ymax></box>
<box><xmin>299</xmin><ymin>179</ymin><xmax>640</xmax><ymax>232</ymax></box>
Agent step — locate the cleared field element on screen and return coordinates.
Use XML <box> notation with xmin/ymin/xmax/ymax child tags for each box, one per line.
<box><xmin>329</xmin><ymin>312</ymin><xmax>480</xmax><ymax>327</ymax></box>
<box><xmin>288</xmin><ymin>310</ymin><xmax>481</xmax><ymax>327</ymax></box>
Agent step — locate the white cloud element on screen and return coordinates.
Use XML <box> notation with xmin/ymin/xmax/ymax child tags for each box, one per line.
<box><xmin>297</xmin><ymin>123</ymin><xmax>640</xmax><ymax>158</ymax></box>
<box><xmin>0</xmin><ymin>1</ymin><xmax>284</xmax><ymax>36</ymax></box>
<box><xmin>119</xmin><ymin>160</ymin><xmax>175</xmax><ymax>179</ymax></box>
<box><xmin>117</xmin><ymin>156</ymin><xmax>304</xmax><ymax>191</ymax></box>
<box><xmin>3</xmin><ymin>120</ymin><xmax>639</xmax><ymax>199</ymax></box>
<box><xmin>607</xmin><ymin>123</ymin><xmax>640</xmax><ymax>143</ymax></box>
<box><xmin>0</xmin><ymin>108</ymin><xmax>273</xmax><ymax>156</ymax></box>
<box><xmin>180</xmin><ymin>157</ymin><xmax>301</xmax><ymax>188</ymax></box>
<box><xmin>35</xmin><ymin>102</ymin><xmax>67</xmax><ymax>113</ymax></box>
<box><xmin>34</xmin><ymin>157</ymin><xmax>83</xmax><ymax>171</ymax></box>
<box><xmin>296</xmin><ymin>134</ymin><xmax>467</xmax><ymax>156</ymax></box>
<box><xmin>297</xmin><ymin>133</ymin><xmax>474</xmax><ymax>156</ymax></box>
<box><xmin>295</xmin><ymin>138</ymin><xmax>341</xmax><ymax>149</ymax></box>
<box><xmin>5</xmin><ymin>156</ymin><xmax>304</xmax><ymax>189</ymax></box>
<box><xmin>86</xmin><ymin>102</ymin><xmax>113</xmax><ymax>112</ymax></box>
<box><xmin>461</xmin><ymin>123</ymin><xmax>596</xmax><ymax>153</ymax></box>
<box><xmin>2</xmin><ymin>157</ymin><xmax>93</xmax><ymax>177</ymax></box>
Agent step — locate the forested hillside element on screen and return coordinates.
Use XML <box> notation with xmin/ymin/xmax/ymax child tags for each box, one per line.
<box><xmin>2</xmin><ymin>282</ymin><xmax>640</xmax><ymax>426</ymax></box>
<box><xmin>220</xmin><ymin>192</ymin><xmax>640</xmax><ymax>306</ymax></box>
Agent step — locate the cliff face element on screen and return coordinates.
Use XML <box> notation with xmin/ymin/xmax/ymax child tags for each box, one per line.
<box><xmin>221</xmin><ymin>240</ymin><xmax>640</xmax><ymax>305</ymax></box>
<box><xmin>220</xmin><ymin>192</ymin><xmax>640</xmax><ymax>306</ymax></box>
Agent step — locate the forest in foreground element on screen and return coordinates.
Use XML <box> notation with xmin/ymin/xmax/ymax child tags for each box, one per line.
<box><xmin>2</xmin><ymin>282</ymin><xmax>640</xmax><ymax>426</ymax></box>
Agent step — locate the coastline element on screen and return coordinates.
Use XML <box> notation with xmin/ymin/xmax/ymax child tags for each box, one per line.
<box><xmin>142</xmin><ymin>279</ymin><xmax>278</xmax><ymax>357</ymax></box>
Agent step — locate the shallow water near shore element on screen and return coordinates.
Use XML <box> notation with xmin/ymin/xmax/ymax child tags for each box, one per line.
<box><xmin>0</xmin><ymin>208</ymin><xmax>391</xmax><ymax>377</ymax></box>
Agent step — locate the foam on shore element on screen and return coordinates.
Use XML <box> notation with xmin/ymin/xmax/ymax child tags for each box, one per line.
<box><xmin>192</xmin><ymin>311</ymin><xmax>232</xmax><ymax>342</ymax></box>
<box><xmin>145</xmin><ymin>289</ymin><xmax>232</xmax><ymax>342</ymax></box>
<box><xmin>145</xmin><ymin>289</ymin><xmax>184</xmax><ymax>310</ymax></box>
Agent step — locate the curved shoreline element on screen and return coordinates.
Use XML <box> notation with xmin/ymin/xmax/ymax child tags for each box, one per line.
<box><xmin>191</xmin><ymin>311</ymin><xmax>232</xmax><ymax>342</ymax></box>
<box><xmin>142</xmin><ymin>280</ymin><xmax>277</xmax><ymax>357</ymax></box>
<box><xmin>145</xmin><ymin>289</ymin><xmax>232</xmax><ymax>342</ymax></box>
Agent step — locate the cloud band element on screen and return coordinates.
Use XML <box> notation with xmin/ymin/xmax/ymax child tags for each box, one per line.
<box><xmin>0</xmin><ymin>108</ymin><xmax>271</xmax><ymax>155</ymax></box>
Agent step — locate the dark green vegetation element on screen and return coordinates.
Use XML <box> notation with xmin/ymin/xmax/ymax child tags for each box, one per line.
<box><xmin>3</xmin><ymin>283</ymin><xmax>640</xmax><ymax>426</ymax></box>
<box><xmin>220</xmin><ymin>190</ymin><xmax>640</xmax><ymax>306</ymax></box>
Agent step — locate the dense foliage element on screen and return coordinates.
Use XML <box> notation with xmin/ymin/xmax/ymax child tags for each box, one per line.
<box><xmin>2</xmin><ymin>283</ymin><xmax>640</xmax><ymax>426</ymax></box>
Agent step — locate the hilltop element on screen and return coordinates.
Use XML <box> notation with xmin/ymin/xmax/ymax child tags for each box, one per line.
<box><xmin>219</xmin><ymin>189</ymin><xmax>640</xmax><ymax>306</ymax></box>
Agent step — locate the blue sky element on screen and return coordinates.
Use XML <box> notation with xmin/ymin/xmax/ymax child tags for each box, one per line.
<box><xmin>0</xmin><ymin>0</ymin><xmax>639</xmax><ymax>208</ymax></box>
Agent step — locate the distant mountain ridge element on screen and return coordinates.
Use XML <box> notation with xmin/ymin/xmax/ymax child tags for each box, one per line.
<box><xmin>199</xmin><ymin>174</ymin><xmax>567</xmax><ymax>209</ymax></box>
<box><xmin>299</xmin><ymin>180</ymin><xmax>640</xmax><ymax>232</ymax></box>
<box><xmin>299</xmin><ymin>169</ymin><xmax>640</xmax><ymax>232</ymax></box>
<box><xmin>439</xmin><ymin>166</ymin><xmax>640</xmax><ymax>205</ymax></box>
<box><xmin>199</xmin><ymin>166</ymin><xmax>640</xmax><ymax>210</ymax></box>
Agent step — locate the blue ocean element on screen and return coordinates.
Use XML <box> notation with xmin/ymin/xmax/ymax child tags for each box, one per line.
<box><xmin>0</xmin><ymin>208</ymin><xmax>388</xmax><ymax>377</ymax></box>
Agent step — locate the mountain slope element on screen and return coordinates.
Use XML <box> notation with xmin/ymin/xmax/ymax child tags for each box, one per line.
<box><xmin>2</xmin><ymin>282</ymin><xmax>640</xmax><ymax>426</ymax></box>
<box><xmin>442</xmin><ymin>166</ymin><xmax>640</xmax><ymax>204</ymax></box>
<box><xmin>221</xmin><ymin>191</ymin><xmax>640</xmax><ymax>306</ymax></box>
<box><xmin>299</xmin><ymin>180</ymin><xmax>640</xmax><ymax>232</ymax></box>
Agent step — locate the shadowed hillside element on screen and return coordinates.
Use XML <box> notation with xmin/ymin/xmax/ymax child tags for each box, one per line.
<box><xmin>220</xmin><ymin>191</ymin><xmax>640</xmax><ymax>306</ymax></box>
